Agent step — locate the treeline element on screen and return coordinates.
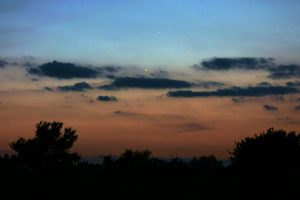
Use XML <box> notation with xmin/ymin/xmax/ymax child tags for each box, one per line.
<box><xmin>0</xmin><ymin>121</ymin><xmax>299</xmax><ymax>200</ymax></box>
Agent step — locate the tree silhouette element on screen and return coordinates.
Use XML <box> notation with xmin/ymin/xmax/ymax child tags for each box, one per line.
<box><xmin>229</xmin><ymin>128</ymin><xmax>300</xmax><ymax>199</ymax></box>
<box><xmin>117</xmin><ymin>149</ymin><xmax>152</xmax><ymax>168</ymax></box>
<box><xmin>10</xmin><ymin>121</ymin><xmax>80</xmax><ymax>172</ymax></box>
<box><xmin>189</xmin><ymin>155</ymin><xmax>223</xmax><ymax>169</ymax></box>
<box><xmin>230</xmin><ymin>128</ymin><xmax>300</xmax><ymax>169</ymax></box>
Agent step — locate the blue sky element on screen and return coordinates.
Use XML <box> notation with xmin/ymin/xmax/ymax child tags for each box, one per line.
<box><xmin>1</xmin><ymin>0</ymin><xmax>300</xmax><ymax>67</ymax></box>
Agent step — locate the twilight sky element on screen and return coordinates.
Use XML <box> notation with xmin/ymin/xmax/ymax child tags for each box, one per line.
<box><xmin>1</xmin><ymin>0</ymin><xmax>300</xmax><ymax>66</ymax></box>
<box><xmin>0</xmin><ymin>0</ymin><xmax>300</xmax><ymax>158</ymax></box>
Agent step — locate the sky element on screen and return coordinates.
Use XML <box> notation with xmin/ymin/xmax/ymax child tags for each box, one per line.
<box><xmin>0</xmin><ymin>0</ymin><xmax>300</xmax><ymax>158</ymax></box>
<box><xmin>1</xmin><ymin>0</ymin><xmax>300</xmax><ymax>66</ymax></box>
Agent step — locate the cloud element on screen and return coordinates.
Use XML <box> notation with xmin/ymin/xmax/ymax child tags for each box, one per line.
<box><xmin>98</xmin><ymin>65</ymin><xmax>121</xmax><ymax>73</ymax></box>
<box><xmin>295</xmin><ymin>105</ymin><xmax>300</xmax><ymax>111</ymax></box>
<box><xmin>58</xmin><ymin>82</ymin><xmax>93</xmax><ymax>92</ymax></box>
<box><xmin>192</xmin><ymin>81</ymin><xmax>225</xmax><ymax>88</ymax></box>
<box><xmin>167</xmin><ymin>86</ymin><xmax>299</xmax><ymax>98</ymax></box>
<box><xmin>97</xmin><ymin>96</ymin><xmax>117</xmax><ymax>102</ymax></box>
<box><xmin>113</xmin><ymin>111</ymin><xmax>184</xmax><ymax>121</ymax></box>
<box><xmin>99</xmin><ymin>77</ymin><xmax>191</xmax><ymax>90</ymax></box>
<box><xmin>286</xmin><ymin>81</ymin><xmax>300</xmax><ymax>87</ymax></box>
<box><xmin>256</xmin><ymin>82</ymin><xmax>273</xmax><ymax>87</ymax></box>
<box><xmin>269</xmin><ymin>64</ymin><xmax>300</xmax><ymax>79</ymax></box>
<box><xmin>193</xmin><ymin>57</ymin><xmax>275</xmax><ymax>70</ymax></box>
<box><xmin>28</xmin><ymin>61</ymin><xmax>99</xmax><ymax>79</ymax></box>
<box><xmin>44</xmin><ymin>87</ymin><xmax>53</xmax><ymax>91</ymax></box>
<box><xmin>175</xmin><ymin>123</ymin><xmax>209</xmax><ymax>132</ymax></box>
<box><xmin>271</xmin><ymin>95</ymin><xmax>285</xmax><ymax>102</ymax></box>
<box><xmin>149</xmin><ymin>70</ymin><xmax>169</xmax><ymax>78</ymax></box>
<box><xmin>263</xmin><ymin>104</ymin><xmax>278</xmax><ymax>111</ymax></box>
<box><xmin>0</xmin><ymin>60</ymin><xmax>8</xmax><ymax>68</ymax></box>
<box><xmin>277</xmin><ymin>117</ymin><xmax>293</xmax><ymax>121</ymax></box>
<box><xmin>192</xmin><ymin>57</ymin><xmax>300</xmax><ymax>80</ymax></box>
<box><xmin>277</xmin><ymin>117</ymin><xmax>296</xmax><ymax>124</ymax></box>
<box><xmin>231</xmin><ymin>97</ymin><xmax>244</xmax><ymax>103</ymax></box>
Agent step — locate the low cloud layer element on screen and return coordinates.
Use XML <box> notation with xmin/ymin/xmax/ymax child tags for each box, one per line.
<box><xmin>167</xmin><ymin>86</ymin><xmax>299</xmax><ymax>98</ymax></box>
<box><xmin>28</xmin><ymin>61</ymin><xmax>99</xmax><ymax>79</ymax></box>
<box><xmin>97</xmin><ymin>95</ymin><xmax>117</xmax><ymax>102</ymax></box>
<box><xmin>192</xmin><ymin>57</ymin><xmax>300</xmax><ymax>80</ymax></box>
<box><xmin>0</xmin><ymin>60</ymin><xmax>8</xmax><ymax>68</ymax></box>
<box><xmin>263</xmin><ymin>104</ymin><xmax>278</xmax><ymax>111</ymax></box>
<box><xmin>193</xmin><ymin>57</ymin><xmax>274</xmax><ymax>70</ymax></box>
<box><xmin>286</xmin><ymin>81</ymin><xmax>300</xmax><ymax>87</ymax></box>
<box><xmin>58</xmin><ymin>82</ymin><xmax>93</xmax><ymax>92</ymax></box>
<box><xmin>269</xmin><ymin>64</ymin><xmax>300</xmax><ymax>79</ymax></box>
<box><xmin>99</xmin><ymin>77</ymin><xmax>192</xmax><ymax>90</ymax></box>
<box><xmin>192</xmin><ymin>81</ymin><xmax>225</xmax><ymax>88</ymax></box>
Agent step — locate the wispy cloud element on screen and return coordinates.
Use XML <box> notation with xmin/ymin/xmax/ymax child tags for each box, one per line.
<box><xmin>192</xmin><ymin>81</ymin><xmax>225</xmax><ymax>88</ymax></box>
<box><xmin>295</xmin><ymin>105</ymin><xmax>300</xmax><ymax>111</ymax></box>
<box><xmin>263</xmin><ymin>104</ymin><xmax>278</xmax><ymax>112</ymax></box>
<box><xmin>58</xmin><ymin>82</ymin><xmax>93</xmax><ymax>92</ymax></box>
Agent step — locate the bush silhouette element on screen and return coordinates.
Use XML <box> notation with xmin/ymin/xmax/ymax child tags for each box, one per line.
<box><xmin>10</xmin><ymin>121</ymin><xmax>80</xmax><ymax>172</ymax></box>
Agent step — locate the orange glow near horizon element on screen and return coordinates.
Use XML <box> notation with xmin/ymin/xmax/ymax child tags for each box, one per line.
<box><xmin>0</xmin><ymin>90</ymin><xmax>299</xmax><ymax>159</ymax></box>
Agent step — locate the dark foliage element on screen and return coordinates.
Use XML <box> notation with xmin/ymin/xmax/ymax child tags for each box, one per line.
<box><xmin>1</xmin><ymin>123</ymin><xmax>299</xmax><ymax>200</ymax></box>
<box><xmin>230</xmin><ymin>128</ymin><xmax>300</xmax><ymax>199</ymax></box>
<box><xmin>10</xmin><ymin>121</ymin><xmax>80</xmax><ymax>172</ymax></box>
<box><xmin>230</xmin><ymin>128</ymin><xmax>300</xmax><ymax>168</ymax></box>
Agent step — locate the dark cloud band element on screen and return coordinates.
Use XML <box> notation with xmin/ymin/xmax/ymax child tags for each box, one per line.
<box><xmin>192</xmin><ymin>57</ymin><xmax>300</xmax><ymax>80</ymax></box>
<box><xmin>167</xmin><ymin>86</ymin><xmax>299</xmax><ymax>98</ymax></box>
<box><xmin>99</xmin><ymin>77</ymin><xmax>191</xmax><ymax>89</ymax></box>
<box><xmin>193</xmin><ymin>57</ymin><xmax>274</xmax><ymax>70</ymax></box>
<box><xmin>269</xmin><ymin>65</ymin><xmax>300</xmax><ymax>79</ymax></box>
<box><xmin>28</xmin><ymin>61</ymin><xmax>99</xmax><ymax>79</ymax></box>
<box><xmin>0</xmin><ymin>60</ymin><xmax>8</xmax><ymax>68</ymax></box>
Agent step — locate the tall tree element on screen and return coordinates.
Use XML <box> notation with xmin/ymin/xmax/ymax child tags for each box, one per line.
<box><xmin>10</xmin><ymin>121</ymin><xmax>80</xmax><ymax>172</ymax></box>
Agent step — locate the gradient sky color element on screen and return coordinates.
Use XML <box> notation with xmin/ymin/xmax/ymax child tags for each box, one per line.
<box><xmin>1</xmin><ymin>0</ymin><xmax>300</xmax><ymax>67</ymax></box>
<box><xmin>1</xmin><ymin>1</ymin><xmax>300</xmax><ymax>159</ymax></box>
